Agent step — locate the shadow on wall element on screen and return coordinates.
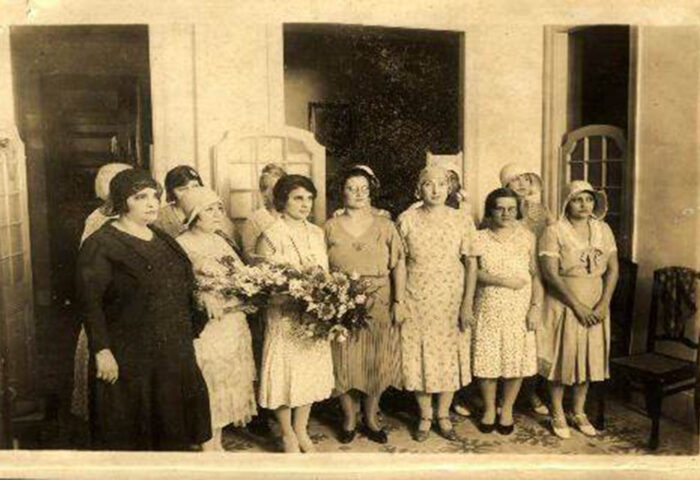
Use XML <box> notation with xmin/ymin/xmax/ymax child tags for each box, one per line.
<box><xmin>284</xmin><ymin>24</ymin><xmax>462</xmax><ymax>217</ymax></box>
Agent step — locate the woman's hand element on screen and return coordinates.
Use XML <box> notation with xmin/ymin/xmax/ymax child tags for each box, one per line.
<box><xmin>392</xmin><ymin>301</ymin><xmax>409</xmax><ymax>326</ymax></box>
<box><xmin>202</xmin><ymin>295</ymin><xmax>224</xmax><ymax>321</ymax></box>
<box><xmin>95</xmin><ymin>349</ymin><xmax>119</xmax><ymax>384</ymax></box>
<box><xmin>526</xmin><ymin>304</ymin><xmax>541</xmax><ymax>331</ymax></box>
<box><xmin>572</xmin><ymin>303</ymin><xmax>598</xmax><ymax>327</ymax></box>
<box><xmin>501</xmin><ymin>276</ymin><xmax>528</xmax><ymax>290</ymax></box>
<box><xmin>591</xmin><ymin>300</ymin><xmax>609</xmax><ymax>324</ymax></box>
<box><xmin>458</xmin><ymin>302</ymin><xmax>475</xmax><ymax>332</ymax></box>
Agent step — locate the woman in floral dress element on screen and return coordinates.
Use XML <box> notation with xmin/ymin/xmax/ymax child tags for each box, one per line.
<box><xmin>255</xmin><ymin>174</ymin><xmax>334</xmax><ymax>453</ymax></box>
<box><xmin>538</xmin><ymin>180</ymin><xmax>619</xmax><ymax>439</ymax></box>
<box><xmin>176</xmin><ymin>187</ymin><xmax>257</xmax><ymax>451</ymax></box>
<box><xmin>471</xmin><ymin>188</ymin><xmax>543</xmax><ymax>435</ymax></box>
<box><xmin>325</xmin><ymin>165</ymin><xmax>404</xmax><ymax>445</ymax></box>
<box><xmin>396</xmin><ymin>166</ymin><xmax>478</xmax><ymax>442</ymax></box>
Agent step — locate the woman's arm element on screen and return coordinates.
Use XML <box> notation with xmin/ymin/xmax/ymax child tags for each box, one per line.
<box><xmin>459</xmin><ymin>256</ymin><xmax>478</xmax><ymax>331</ymax></box>
<box><xmin>540</xmin><ymin>256</ymin><xmax>598</xmax><ymax>327</ymax></box>
<box><xmin>391</xmin><ymin>255</ymin><xmax>408</xmax><ymax>325</ymax></box>
<box><xmin>526</xmin><ymin>239</ymin><xmax>545</xmax><ymax>330</ymax></box>
<box><xmin>593</xmin><ymin>254</ymin><xmax>619</xmax><ymax>322</ymax></box>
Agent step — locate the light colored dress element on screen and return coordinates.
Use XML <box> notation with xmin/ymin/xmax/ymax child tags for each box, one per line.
<box><xmin>71</xmin><ymin>207</ymin><xmax>116</xmax><ymax>420</ymax></box>
<box><xmin>537</xmin><ymin>218</ymin><xmax>617</xmax><ymax>385</ymax></box>
<box><xmin>177</xmin><ymin>231</ymin><xmax>257</xmax><ymax>428</ymax></box>
<box><xmin>239</xmin><ymin>207</ymin><xmax>278</xmax><ymax>263</ymax></box>
<box><xmin>257</xmin><ymin>219</ymin><xmax>334</xmax><ymax>409</ymax></box>
<box><xmin>397</xmin><ymin>207</ymin><xmax>475</xmax><ymax>393</ymax></box>
<box><xmin>472</xmin><ymin>226</ymin><xmax>537</xmax><ymax>379</ymax></box>
<box><xmin>325</xmin><ymin>216</ymin><xmax>403</xmax><ymax>397</ymax></box>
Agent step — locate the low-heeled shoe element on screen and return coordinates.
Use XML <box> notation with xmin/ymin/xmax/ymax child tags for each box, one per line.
<box><xmin>338</xmin><ymin>428</ymin><xmax>357</xmax><ymax>444</ymax></box>
<box><xmin>497</xmin><ymin>423</ymin><xmax>515</xmax><ymax>436</ymax></box>
<box><xmin>477</xmin><ymin>421</ymin><xmax>496</xmax><ymax>434</ymax></box>
<box><xmin>363</xmin><ymin>427</ymin><xmax>388</xmax><ymax>444</ymax></box>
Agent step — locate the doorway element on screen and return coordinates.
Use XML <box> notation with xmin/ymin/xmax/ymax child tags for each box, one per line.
<box><xmin>10</xmin><ymin>25</ymin><xmax>152</xmax><ymax>445</ymax></box>
<box><xmin>283</xmin><ymin>24</ymin><xmax>463</xmax><ymax>217</ymax></box>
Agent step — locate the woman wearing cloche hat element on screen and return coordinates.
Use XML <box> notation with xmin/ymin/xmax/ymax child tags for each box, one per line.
<box><xmin>176</xmin><ymin>187</ymin><xmax>258</xmax><ymax>451</ymax></box>
<box><xmin>537</xmin><ymin>180</ymin><xmax>619</xmax><ymax>440</ymax></box>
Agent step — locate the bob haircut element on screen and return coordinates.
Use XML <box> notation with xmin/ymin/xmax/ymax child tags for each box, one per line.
<box><xmin>336</xmin><ymin>166</ymin><xmax>380</xmax><ymax>203</ymax></box>
<box><xmin>483</xmin><ymin>187</ymin><xmax>523</xmax><ymax>220</ymax></box>
<box><xmin>109</xmin><ymin>169</ymin><xmax>163</xmax><ymax>216</ymax></box>
<box><xmin>272</xmin><ymin>174</ymin><xmax>318</xmax><ymax>213</ymax></box>
<box><xmin>164</xmin><ymin>165</ymin><xmax>204</xmax><ymax>203</ymax></box>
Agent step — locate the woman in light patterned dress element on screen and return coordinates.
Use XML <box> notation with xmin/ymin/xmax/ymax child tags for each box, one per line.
<box><xmin>326</xmin><ymin>165</ymin><xmax>404</xmax><ymax>445</ymax></box>
<box><xmin>471</xmin><ymin>188</ymin><xmax>543</xmax><ymax>436</ymax></box>
<box><xmin>176</xmin><ymin>187</ymin><xmax>257</xmax><ymax>451</ymax></box>
<box><xmin>396</xmin><ymin>166</ymin><xmax>478</xmax><ymax>442</ymax></box>
<box><xmin>538</xmin><ymin>180</ymin><xmax>619</xmax><ymax>439</ymax></box>
<box><xmin>255</xmin><ymin>174</ymin><xmax>334</xmax><ymax>453</ymax></box>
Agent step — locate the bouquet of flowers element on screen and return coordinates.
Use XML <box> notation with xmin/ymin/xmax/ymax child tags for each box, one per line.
<box><xmin>286</xmin><ymin>265</ymin><xmax>376</xmax><ymax>343</ymax></box>
<box><xmin>195</xmin><ymin>256</ymin><xmax>375</xmax><ymax>342</ymax></box>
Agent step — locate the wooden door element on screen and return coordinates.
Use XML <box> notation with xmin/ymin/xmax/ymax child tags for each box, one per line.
<box><xmin>40</xmin><ymin>74</ymin><xmax>147</xmax><ymax>312</ymax></box>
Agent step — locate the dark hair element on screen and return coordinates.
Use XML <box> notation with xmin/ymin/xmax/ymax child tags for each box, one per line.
<box><xmin>336</xmin><ymin>167</ymin><xmax>379</xmax><ymax>203</ymax></box>
<box><xmin>445</xmin><ymin>170</ymin><xmax>462</xmax><ymax>209</ymax></box>
<box><xmin>109</xmin><ymin>168</ymin><xmax>163</xmax><ymax>216</ymax></box>
<box><xmin>483</xmin><ymin>187</ymin><xmax>522</xmax><ymax>219</ymax></box>
<box><xmin>164</xmin><ymin>165</ymin><xmax>203</xmax><ymax>203</ymax></box>
<box><xmin>272</xmin><ymin>174</ymin><xmax>317</xmax><ymax>212</ymax></box>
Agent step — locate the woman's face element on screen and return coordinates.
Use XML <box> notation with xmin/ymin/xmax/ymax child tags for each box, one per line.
<box><xmin>508</xmin><ymin>174</ymin><xmax>532</xmax><ymax>197</ymax></box>
<box><xmin>194</xmin><ymin>201</ymin><xmax>225</xmax><ymax>234</ymax></box>
<box><xmin>343</xmin><ymin>175</ymin><xmax>371</xmax><ymax>210</ymax></box>
<box><xmin>173</xmin><ymin>179</ymin><xmax>201</xmax><ymax>204</ymax></box>
<box><xmin>124</xmin><ymin>187</ymin><xmax>160</xmax><ymax>226</ymax></box>
<box><xmin>261</xmin><ymin>175</ymin><xmax>281</xmax><ymax>210</ymax></box>
<box><xmin>566</xmin><ymin>192</ymin><xmax>595</xmax><ymax>220</ymax></box>
<box><xmin>490</xmin><ymin>196</ymin><xmax>519</xmax><ymax>229</ymax></box>
<box><xmin>283</xmin><ymin>186</ymin><xmax>314</xmax><ymax>221</ymax></box>
<box><xmin>419</xmin><ymin>172</ymin><xmax>449</xmax><ymax>207</ymax></box>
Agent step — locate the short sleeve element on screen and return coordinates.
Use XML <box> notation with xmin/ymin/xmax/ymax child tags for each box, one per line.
<box><xmin>601</xmin><ymin>221</ymin><xmax>618</xmax><ymax>253</ymax></box>
<box><xmin>470</xmin><ymin>229</ymin><xmax>486</xmax><ymax>257</ymax></box>
<box><xmin>385</xmin><ymin>221</ymin><xmax>404</xmax><ymax>269</ymax></box>
<box><xmin>538</xmin><ymin>224</ymin><xmax>561</xmax><ymax>258</ymax></box>
<box><xmin>460</xmin><ymin>215</ymin><xmax>478</xmax><ymax>257</ymax></box>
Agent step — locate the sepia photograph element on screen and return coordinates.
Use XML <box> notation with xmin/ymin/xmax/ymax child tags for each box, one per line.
<box><xmin>0</xmin><ymin>0</ymin><xmax>698</xmax><ymax>477</ymax></box>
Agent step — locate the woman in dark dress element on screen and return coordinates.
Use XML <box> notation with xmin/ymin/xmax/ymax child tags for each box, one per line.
<box><xmin>76</xmin><ymin>168</ymin><xmax>212</xmax><ymax>451</ymax></box>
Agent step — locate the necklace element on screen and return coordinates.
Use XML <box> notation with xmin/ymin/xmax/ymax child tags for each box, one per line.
<box><xmin>283</xmin><ymin>217</ymin><xmax>314</xmax><ymax>266</ymax></box>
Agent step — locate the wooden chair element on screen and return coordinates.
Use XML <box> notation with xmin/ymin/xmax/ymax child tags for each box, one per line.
<box><xmin>592</xmin><ymin>257</ymin><xmax>638</xmax><ymax>430</ymax></box>
<box><xmin>610</xmin><ymin>266</ymin><xmax>699</xmax><ymax>450</ymax></box>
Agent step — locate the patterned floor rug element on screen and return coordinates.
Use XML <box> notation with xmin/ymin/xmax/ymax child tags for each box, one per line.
<box><xmin>221</xmin><ymin>394</ymin><xmax>698</xmax><ymax>456</ymax></box>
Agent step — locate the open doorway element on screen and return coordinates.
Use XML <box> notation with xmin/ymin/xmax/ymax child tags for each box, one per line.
<box><xmin>283</xmin><ymin>24</ymin><xmax>463</xmax><ymax>217</ymax></box>
<box><xmin>10</xmin><ymin>25</ymin><xmax>152</xmax><ymax>445</ymax></box>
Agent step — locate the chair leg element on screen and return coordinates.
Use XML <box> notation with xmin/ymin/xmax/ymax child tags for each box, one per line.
<box><xmin>644</xmin><ymin>384</ymin><xmax>663</xmax><ymax>451</ymax></box>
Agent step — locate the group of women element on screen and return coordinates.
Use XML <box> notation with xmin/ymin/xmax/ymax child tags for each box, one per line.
<box><xmin>74</xmin><ymin>159</ymin><xmax>618</xmax><ymax>452</ymax></box>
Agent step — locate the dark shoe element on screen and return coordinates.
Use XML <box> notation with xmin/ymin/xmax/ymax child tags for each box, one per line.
<box><xmin>413</xmin><ymin>417</ymin><xmax>432</xmax><ymax>442</ymax></box>
<box><xmin>436</xmin><ymin>416</ymin><xmax>459</xmax><ymax>441</ymax></box>
<box><xmin>477</xmin><ymin>420</ymin><xmax>496</xmax><ymax>434</ymax></box>
<box><xmin>496</xmin><ymin>423</ymin><xmax>515</xmax><ymax>436</ymax></box>
<box><xmin>363</xmin><ymin>426</ymin><xmax>388</xmax><ymax>444</ymax></box>
<box><xmin>338</xmin><ymin>428</ymin><xmax>357</xmax><ymax>444</ymax></box>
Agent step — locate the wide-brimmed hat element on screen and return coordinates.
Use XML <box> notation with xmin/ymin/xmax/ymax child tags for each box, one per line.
<box><xmin>561</xmin><ymin>180</ymin><xmax>608</xmax><ymax>220</ymax></box>
<box><xmin>179</xmin><ymin>187</ymin><xmax>223</xmax><ymax>228</ymax></box>
<box><xmin>499</xmin><ymin>163</ymin><xmax>543</xmax><ymax>191</ymax></box>
<box><xmin>95</xmin><ymin>163</ymin><xmax>132</xmax><ymax>201</ymax></box>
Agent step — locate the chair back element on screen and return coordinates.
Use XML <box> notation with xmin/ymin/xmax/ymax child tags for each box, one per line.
<box><xmin>646</xmin><ymin>266</ymin><xmax>699</xmax><ymax>353</ymax></box>
<box><xmin>609</xmin><ymin>257</ymin><xmax>638</xmax><ymax>357</ymax></box>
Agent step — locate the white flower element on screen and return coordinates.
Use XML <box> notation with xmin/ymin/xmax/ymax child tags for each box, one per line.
<box><xmin>354</xmin><ymin>294</ymin><xmax>367</xmax><ymax>305</ymax></box>
<box><xmin>349</xmin><ymin>271</ymin><xmax>360</xmax><ymax>281</ymax></box>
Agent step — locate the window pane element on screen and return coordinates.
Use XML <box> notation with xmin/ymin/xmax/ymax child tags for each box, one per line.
<box><xmin>228</xmin><ymin>163</ymin><xmax>254</xmax><ymax>190</ymax></box>
<box><xmin>0</xmin><ymin>200</ymin><xmax>7</xmax><ymax>226</ymax></box>
<box><xmin>607</xmin><ymin>139</ymin><xmax>623</xmax><ymax>159</ymax></box>
<box><xmin>0</xmin><ymin>227</ymin><xmax>9</xmax><ymax>257</ymax></box>
<box><xmin>0</xmin><ymin>258</ymin><xmax>10</xmax><ymax>284</ymax></box>
<box><xmin>606</xmin><ymin>161</ymin><xmax>623</xmax><ymax>186</ymax></box>
<box><xmin>588</xmin><ymin>161</ymin><xmax>602</xmax><ymax>187</ymax></box>
<box><xmin>588</xmin><ymin>136</ymin><xmax>602</xmax><ymax>160</ymax></box>
<box><xmin>605</xmin><ymin>188</ymin><xmax>622</xmax><ymax>212</ymax></box>
<box><xmin>9</xmin><ymin>193</ymin><xmax>21</xmax><ymax>223</ymax></box>
<box><xmin>12</xmin><ymin>254</ymin><xmax>24</xmax><ymax>284</ymax></box>
<box><xmin>10</xmin><ymin>224</ymin><xmax>22</xmax><ymax>254</ymax></box>
<box><xmin>570</xmin><ymin>140</ymin><xmax>584</xmax><ymax>162</ymax></box>
<box><xmin>0</xmin><ymin>157</ymin><xmax>5</xmax><ymax>195</ymax></box>
<box><xmin>570</xmin><ymin>162</ymin><xmax>584</xmax><ymax>181</ymax></box>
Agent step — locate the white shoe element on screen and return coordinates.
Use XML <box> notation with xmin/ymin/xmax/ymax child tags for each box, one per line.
<box><xmin>533</xmin><ymin>403</ymin><xmax>550</xmax><ymax>415</ymax></box>
<box><xmin>571</xmin><ymin>413</ymin><xmax>597</xmax><ymax>437</ymax></box>
<box><xmin>551</xmin><ymin>416</ymin><xmax>570</xmax><ymax>439</ymax></box>
<box><xmin>453</xmin><ymin>403</ymin><xmax>471</xmax><ymax>417</ymax></box>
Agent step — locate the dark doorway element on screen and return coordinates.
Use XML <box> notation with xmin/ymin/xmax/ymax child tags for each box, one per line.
<box><xmin>283</xmin><ymin>24</ymin><xmax>462</xmax><ymax>217</ymax></box>
<box><xmin>10</xmin><ymin>25</ymin><xmax>152</xmax><ymax>447</ymax></box>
